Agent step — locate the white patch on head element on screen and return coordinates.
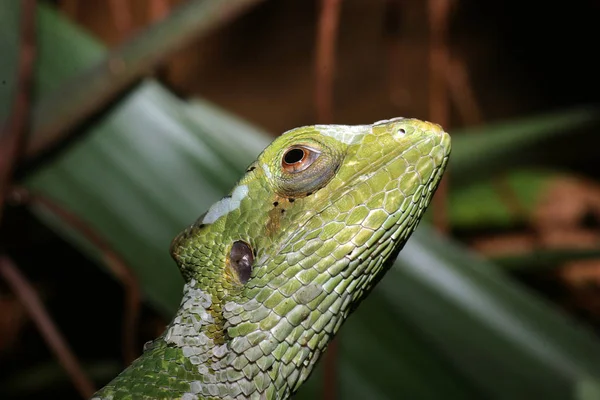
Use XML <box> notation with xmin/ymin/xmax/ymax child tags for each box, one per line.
<box><xmin>317</xmin><ymin>124</ymin><xmax>368</xmax><ymax>144</ymax></box>
<box><xmin>373</xmin><ymin>117</ymin><xmax>405</xmax><ymax>125</ymax></box>
<box><xmin>261</xmin><ymin>163</ymin><xmax>272</xmax><ymax>180</ymax></box>
<box><xmin>202</xmin><ymin>184</ymin><xmax>249</xmax><ymax>224</ymax></box>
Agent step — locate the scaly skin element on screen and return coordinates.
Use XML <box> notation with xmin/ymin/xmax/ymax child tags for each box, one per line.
<box><xmin>92</xmin><ymin>117</ymin><xmax>451</xmax><ymax>400</ymax></box>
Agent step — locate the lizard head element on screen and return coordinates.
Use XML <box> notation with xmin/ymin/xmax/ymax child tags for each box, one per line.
<box><xmin>169</xmin><ymin>117</ymin><xmax>450</xmax><ymax>393</ymax></box>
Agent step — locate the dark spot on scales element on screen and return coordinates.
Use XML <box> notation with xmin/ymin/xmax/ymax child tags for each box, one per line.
<box><xmin>247</xmin><ymin>166</ymin><xmax>256</xmax><ymax>172</ymax></box>
<box><xmin>288</xmin><ymin>198</ymin><xmax>295</xmax><ymax>203</ymax></box>
<box><xmin>143</xmin><ymin>340</ymin><xmax>153</xmax><ymax>352</ymax></box>
<box><xmin>281</xmin><ymin>209</ymin><xmax>285</xmax><ymax>214</ymax></box>
<box><xmin>230</xmin><ymin>241</ymin><xmax>253</xmax><ymax>284</ymax></box>
<box><xmin>267</xmin><ymin>197</ymin><xmax>284</xmax><ymax>236</ymax></box>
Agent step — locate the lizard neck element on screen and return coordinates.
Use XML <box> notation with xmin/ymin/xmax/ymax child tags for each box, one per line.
<box><xmin>163</xmin><ymin>279</ymin><xmax>223</xmax><ymax>358</ymax></box>
<box><xmin>151</xmin><ymin>277</ymin><xmax>335</xmax><ymax>399</ymax></box>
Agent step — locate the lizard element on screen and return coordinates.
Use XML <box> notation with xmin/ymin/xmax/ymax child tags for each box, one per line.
<box><xmin>91</xmin><ymin>117</ymin><xmax>451</xmax><ymax>400</ymax></box>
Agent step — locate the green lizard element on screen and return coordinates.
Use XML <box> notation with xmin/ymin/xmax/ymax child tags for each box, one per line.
<box><xmin>92</xmin><ymin>117</ymin><xmax>451</xmax><ymax>400</ymax></box>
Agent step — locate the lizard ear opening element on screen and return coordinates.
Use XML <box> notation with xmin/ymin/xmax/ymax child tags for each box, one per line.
<box><xmin>228</xmin><ymin>240</ymin><xmax>254</xmax><ymax>284</ymax></box>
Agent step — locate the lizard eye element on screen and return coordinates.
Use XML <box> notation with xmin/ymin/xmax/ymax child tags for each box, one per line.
<box><xmin>275</xmin><ymin>139</ymin><xmax>341</xmax><ymax>197</ymax></box>
<box><xmin>282</xmin><ymin>146</ymin><xmax>320</xmax><ymax>173</ymax></box>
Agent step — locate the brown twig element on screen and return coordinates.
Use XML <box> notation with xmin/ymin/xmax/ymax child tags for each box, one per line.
<box><xmin>427</xmin><ymin>0</ymin><xmax>452</xmax><ymax>127</ymax></box>
<box><xmin>148</xmin><ymin>0</ymin><xmax>172</xmax><ymax>23</ymax></box>
<box><xmin>60</xmin><ymin>0</ymin><xmax>79</xmax><ymax>19</ymax></box>
<box><xmin>10</xmin><ymin>187</ymin><xmax>141</xmax><ymax>366</ymax></box>
<box><xmin>384</xmin><ymin>0</ymin><xmax>410</xmax><ymax>109</ymax></box>
<box><xmin>108</xmin><ymin>0</ymin><xmax>134</xmax><ymax>40</ymax></box>
<box><xmin>315</xmin><ymin>0</ymin><xmax>343</xmax><ymax>398</ymax></box>
<box><xmin>315</xmin><ymin>0</ymin><xmax>342</xmax><ymax>124</ymax></box>
<box><xmin>146</xmin><ymin>0</ymin><xmax>175</xmax><ymax>84</ymax></box>
<box><xmin>0</xmin><ymin>0</ymin><xmax>36</xmax><ymax>225</ymax></box>
<box><xmin>0</xmin><ymin>256</ymin><xmax>96</xmax><ymax>398</ymax></box>
<box><xmin>428</xmin><ymin>0</ymin><xmax>452</xmax><ymax>234</ymax></box>
<box><xmin>492</xmin><ymin>176</ymin><xmax>530</xmax><ymax>223</ymax></box>
<box><xmin>444</xmin><ymin>56</ymin><xmax>528</xmax><ymax>223</ymax></box>
<box><xmin>445</xmin><ymin>57</ymin><xmax>483</xmax><ymax>125</ymax></box>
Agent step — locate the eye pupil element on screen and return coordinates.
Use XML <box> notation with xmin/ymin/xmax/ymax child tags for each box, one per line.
<box><xmin>283</xmin><ymin>148</ymin><xmax>305</xmax><ymax>164</ymax></box>
<box><xmin>281</xmin><ymin>145</ymin><xmax>320</xmax><ymax>174</ymax></box>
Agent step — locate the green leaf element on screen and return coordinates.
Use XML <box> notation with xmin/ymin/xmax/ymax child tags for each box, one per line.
<box><xmin>576</xmin><ymin>377</ymin><xmax>600</xmax><ymax>400</ymax></box>
<box><xmin>387</xmin><ymin>227</ymin><xmax>600</xmax><ymax>398</ymax></box>
<box><xmin>494</xmin><ymin>247</ymin><xmax>600</xmax><ymax>272</ymax></box>
<box><xmin>445</xmin><ymin>169</ymin><xmax>553</xmax><ymax>230</ymax></box>
<box><xmin>450</xmin><ymin>108</ymin><xmax>600</xmax><ymax>185</ymax></box>
<box><xmin>0</xmin><ymin>0</ymin><xmax>22</xmax><ymax>122</ymax></box>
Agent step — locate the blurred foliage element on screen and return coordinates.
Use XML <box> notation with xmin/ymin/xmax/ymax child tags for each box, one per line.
<box><xmin>2</xmin><ymin>1</ymin><xmax>600</xmax><ymax>400</ymax></box>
